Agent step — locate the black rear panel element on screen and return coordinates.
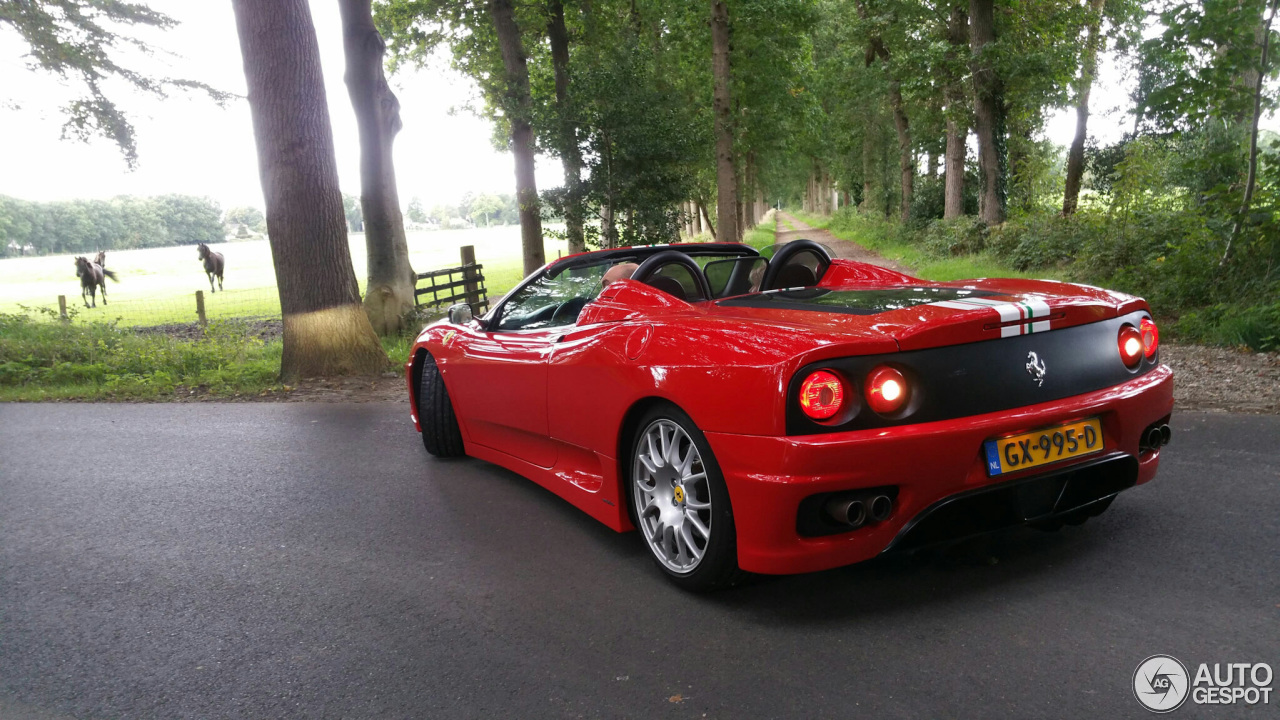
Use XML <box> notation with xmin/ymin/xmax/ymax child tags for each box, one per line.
<box><xmin>786</xmin><ymin>310</ymin><xmax>1158</xmax><ymax>435</ymax></box>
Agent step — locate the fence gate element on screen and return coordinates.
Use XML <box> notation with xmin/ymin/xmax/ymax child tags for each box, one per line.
<box><xmin>414</xmin><ymin>246</ymin><xmax>489</xmax><ymax>314</ymax></box>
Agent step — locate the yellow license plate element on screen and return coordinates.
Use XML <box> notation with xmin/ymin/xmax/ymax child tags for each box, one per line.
<box><xmin>984</xmin><ymin>417</ymin><xmax>1104</xmax><ymax>476</ymax></box>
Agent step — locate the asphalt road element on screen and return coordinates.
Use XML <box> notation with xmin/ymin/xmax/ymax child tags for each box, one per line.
<box><xmin>1</xmin><ymin>403</ymin><xmax>1276</xmax><ymax>719</ymax></box>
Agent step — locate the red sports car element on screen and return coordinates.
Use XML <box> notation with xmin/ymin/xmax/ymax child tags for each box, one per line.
<box><xmin>405</xmin><ymin>241</ymin><xmax>1173</xmax><ymax>590</ymax></box>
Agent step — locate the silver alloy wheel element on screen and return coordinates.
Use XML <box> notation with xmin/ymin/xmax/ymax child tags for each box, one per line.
<box><xmin>632</xmin><ymin>418</ymin><xmax>713</xmax><ymax>574</ymax></box>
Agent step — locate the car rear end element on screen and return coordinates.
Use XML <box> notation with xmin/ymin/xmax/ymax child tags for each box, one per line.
<box><xmin>705</xmin><ymin>287</ymin><xmax>1173</xmax><ymax>575</ymax></box>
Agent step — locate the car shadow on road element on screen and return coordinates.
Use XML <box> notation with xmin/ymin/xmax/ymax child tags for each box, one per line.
<box><xmin>424</xmin><ymin>455</ymin><xmax>1129</xmax><ymax>624</ymax></box>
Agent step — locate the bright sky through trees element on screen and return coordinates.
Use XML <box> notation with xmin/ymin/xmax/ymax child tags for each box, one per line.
<box><xmin>0</xmin><ymin>0</ymin><xmax>563</xmax><ymax>209</ymax></box>
<box><xmin>0</xmin><ymin>0</ymin><xmax>1274</xmax><ymax>212</ymax></box>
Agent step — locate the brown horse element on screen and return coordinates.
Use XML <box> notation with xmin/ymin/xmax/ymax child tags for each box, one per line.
<box><xmin>197</xmin><ymin>243</ymin><xmax>224</xmax><ymax>293</ymax></box>
<box><xmin>74</xmin><ymin>256</ymin><xmax>117</xmax><ymax>308</ymax></box>
<box><xmin>94</xmin><ymin>250</ymin><xmax>106</xmax><ymax>270</ymax></box>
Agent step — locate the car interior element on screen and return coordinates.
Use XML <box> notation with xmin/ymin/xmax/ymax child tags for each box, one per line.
<box><xmin>491</xmin><ymin>242</ymin><xmax>834</xmax><ymax>331</ymax></box>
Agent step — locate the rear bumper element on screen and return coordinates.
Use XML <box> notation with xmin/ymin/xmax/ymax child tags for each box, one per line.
<box><xmin>705</xmin><ymin>364</ymin><xmax>1174</xmax><ymax>575</ymax></box>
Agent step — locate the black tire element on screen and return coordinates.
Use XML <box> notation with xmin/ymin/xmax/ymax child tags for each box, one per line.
<box><xmin>417</xmin><ymin>352</ymin><xmax>465</xmax><ymax>458</ymax></box>
<box><xmin>626</xmin><ymin>403</ymin><xmax>746</xmax><ymax>592</ymax></box>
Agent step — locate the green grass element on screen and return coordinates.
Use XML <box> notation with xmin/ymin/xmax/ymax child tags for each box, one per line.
<box><xmin>787</xmin><ymin>207</ymin><xmax>1066</xmax><ymax>283</ymax></box>
<box><xmin>0</xmin><ymin>310</ymin><xmax>284</xmax><ymax>401</ymax></box>
<box><xmin>0</xmin><ymin>225</ymin><xmax>563</xmax><ymax>327</ymax></box>
<box><xmin>0</xmin><ymin>306</ymin><xmax>432</xmax><ymax>401</ymax></box>
<box><xmin>743</xmin><ymin>210</ymin><xmax>778</xmax><ymax>250</ymax></box>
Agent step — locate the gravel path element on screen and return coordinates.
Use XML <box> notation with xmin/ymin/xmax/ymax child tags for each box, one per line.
<box><xmin>773</xmin><ymin>212</ymin><xmax>1280</xmax><ymax>414</ymax></box>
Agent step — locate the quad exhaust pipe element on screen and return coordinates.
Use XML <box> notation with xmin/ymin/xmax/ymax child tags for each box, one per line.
<box><xmin>1141</xmin><ymin>423</ymin><xmax>1172</xmax><ymax>451</ymax></box>
<box><xmin>824</xmin><ymin>492</ymin><xmax>895</xmax><ymax>529</ymax></box>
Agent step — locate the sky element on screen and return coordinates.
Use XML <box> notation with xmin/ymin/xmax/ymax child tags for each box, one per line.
<box><xmin>0</xmin><ymin>2</ymin><xmax>1274</xmax><ymax>212</ymax></box>
<box><xmin>0</xmin><ymin>0</ymin><xmax>563</xmax><ymax>210</ymax></box>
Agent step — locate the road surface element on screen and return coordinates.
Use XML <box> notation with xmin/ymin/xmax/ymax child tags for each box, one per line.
<box><xmin>1</xmin><ymin>403</ymin><xmax>1276</xmax><ymax>718</ymax></box>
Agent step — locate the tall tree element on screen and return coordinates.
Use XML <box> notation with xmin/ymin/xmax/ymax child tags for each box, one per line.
<box><xmin>711</xmin><ymin>0</ymin><xmax>740</xmax><ymax>243</ymax></box>
<box><xmin>547</xmin><ymin>0</ymin><xmax>586</xmax><ymax>254</ymax></box>
<box><xmin>1062</xmin><ymin>0</ymin><xmax>1107</xmax><ymax>215</ymax></box>
<box><xmin>944</xmin><ymin>2</ymin><xmax>969</xmax><ymax>219</ymax></box>
<box><xmin>969</xmin><ymin>0</ymin><xmax>1006</xmax><ymax>224</ymax></box>
<box><xmin>230</xmin><ymin>0</ymin><xmax>386</xmax><ymax>379</ymax></box>
<box><xmin>339</xmin><ymin>0</ymin><xmax>417</xmax><ymax>335</ymax></box>
<box><xmin>490</xmin><ymin>0</ymin><xmax>545</xmax><ymax>275</ymax></box>
<box><xmin>859</xmin><ymin>3</ymin><xmax>913</xmax><ymax>222</ymax></box>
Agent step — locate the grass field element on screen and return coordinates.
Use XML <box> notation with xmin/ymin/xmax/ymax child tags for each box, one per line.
<box><xmin>0</xmin><ymin>225</ymin><xmax>567</xmax><ymax>326</ymax></box>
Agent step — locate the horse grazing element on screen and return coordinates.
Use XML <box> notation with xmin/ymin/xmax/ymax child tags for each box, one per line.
<box><xmin>197</xmin><ymin>243</ymin><xmax>224</xmax><ymax>293</ymax></box>
<box><xmin>74</xmin><ymin>256</ymin><xmax>117</xmax><ymax>308</ymax></box>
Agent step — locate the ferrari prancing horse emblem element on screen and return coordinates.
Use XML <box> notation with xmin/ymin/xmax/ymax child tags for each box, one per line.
<box><xmin>673</xmin><ymin>486</ymin><xmax>685</xmax><ymax>504</ymax></box>
<box><xmin>1025</xmin><ymin>351</ymin><xmax>1047</xmax><ymax>387</ymax></box>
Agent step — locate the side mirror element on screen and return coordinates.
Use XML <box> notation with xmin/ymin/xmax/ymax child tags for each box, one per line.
<box><xmin>447</xmin><ymin>303</ymin><xmax>474</xmax><ymax>325</ymax></box>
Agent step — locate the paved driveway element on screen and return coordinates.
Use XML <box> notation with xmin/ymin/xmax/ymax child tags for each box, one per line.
<box><xmin>1</xmin><ymin>404</ymin><xmax>1276</xmax><ymax>718</ymax></box>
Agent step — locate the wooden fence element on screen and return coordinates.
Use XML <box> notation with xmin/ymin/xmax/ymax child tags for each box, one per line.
<box><xmin>414</xmin><ymin>245</ymin><xmax>489</xmax><ymax>314</ymax></box>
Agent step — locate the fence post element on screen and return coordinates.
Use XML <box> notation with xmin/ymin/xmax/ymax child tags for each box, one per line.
<box><xmin>196</xmin><ymin>290</ymin><xmax>207</xmax><ymax>327</ymax></box>
<box><xmin>58</xmin><ymin>295</ymin><xmax>68</xmax><ymax>323</ymax></box>
<box><xmin>460</xmin><ymin>245</ymin><xmax>478</xmax><ymax>308</ymax></box>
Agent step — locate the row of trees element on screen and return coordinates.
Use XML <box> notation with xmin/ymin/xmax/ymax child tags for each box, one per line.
<box><xmin>10</xmin><ymin>0</ymin><xmax>1276</xmax><ymax>377</ymax></box>
<box><xmin>0</xmin><ymin>195</ymin><xmax>223</xmax><ymax>258</ymax></box>
<box><xmin>376</xmin><ymin>0</ymin><xmax>814</xmax><ymax>263</ymax></box>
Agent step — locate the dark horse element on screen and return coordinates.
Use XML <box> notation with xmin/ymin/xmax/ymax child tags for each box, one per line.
<box><xmin>197</xmin><ymin>243</ymin><xmax>224</xmax><ymax>293</ymax></box>
<box><xmin>74</xmin><ymin>256</ymin><xmax>117</xmax><ymax>308</ymax></box>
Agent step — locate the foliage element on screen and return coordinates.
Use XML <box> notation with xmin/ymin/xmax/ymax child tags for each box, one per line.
<box><xmin>1174</xmin><ymin>302</ymin><xmax>1280</xmax><ymax>352</ymax></box>
<box><xmin>0</xmin><ymin>0</ymin><xmax>232</xmax><ymax>166</ymax></box>
<box><xmin>0</xmin><ymin>310</ymin><xmax>282</xmax><ymax>400</ymax></box>
<box><xmin>343</xmin><ymin>194</ymin><xmax>364</xmax><ymax>232</ymax></box>
<box><xmin>223</xmin><ymin>206</ymin><xmax>266</xmax><ymax>234</ymax></box>
<box><xmin>0</xmin><ymin>194</ymin><xmax>224</xmax><ymax>257</ymax></box>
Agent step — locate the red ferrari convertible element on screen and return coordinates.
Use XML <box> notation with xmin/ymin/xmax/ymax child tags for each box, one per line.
<box><xmin>405</xmin><ymin>241</ymin><xmax>1173</xmax><ymax>590</ymax></box>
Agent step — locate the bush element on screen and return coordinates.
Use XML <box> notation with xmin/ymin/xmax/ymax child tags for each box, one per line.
<box><xmin>921</xmin><ymin>217</ymin><xmax>987</xmax><ymax>256</ymax></box>
<box><xmin>1174</xmin><ymin>303</ymin><xmax>1280</xmax><ymax>352</ymax></box>
<box><xmin>0</xmin><ymin>312</ymin><xmax>282</xmax><ymax>399</ymax></box>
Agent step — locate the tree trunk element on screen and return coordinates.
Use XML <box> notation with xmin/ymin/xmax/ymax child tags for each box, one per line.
<box><xmin>970</xmin><ymin>0</ymin><xmax>1005</xmax><ymax>224</ymax></box>
<box><xmin>861</xmin><ymin>132</ymin><xmax>875</xmax><ymax>212</ymax></box>
<box><xmin>339</xmin><ymin>0</ymin><xmax>415</xmax><ymax>336</ymax></box>
<box><xmin>944</xmin><ymin>3</ymin><xmax>968</xmax><ymax>219</ymax></box>
<box><xmin>1223</xmin><ymin>0</ymin><xmax>1280</xmax><ymax>264</ymax></box>
<box><xmin>890</xmin><ymin>92</ymin><xmax>912</xmax><ymax>223</ymax></box>
<box><xmin>711</xmin><ymin>0</ymin><xmax>739</xmax><ymax>244</ymax></box>
<box><xmin>1062</xmin><ymin>0</ymin><xmax>1106</xmax><ymax>216</ymax></box>
<box><xmin>547</xmin><ymin>0</ymin><xmax>585</xmax><ymax>253</ymax></box>
<box><xmin>490</xmin><ymin>0</ymin><xmax>545</xmax><ymax>275</ymax></box>
<box><xmin>230</xmin><ymin>0</ymin><xmax>386</xmax><ymax>380</ymax></box>
<box><xmin>693</xmin><ymin>200</ymin><xmax>703</xmax><ymax>234</ymax></box>
<box><xmin>699</xmin><ymin>201</ymin><xmax>716</xmax><ymax>239</ymax></box>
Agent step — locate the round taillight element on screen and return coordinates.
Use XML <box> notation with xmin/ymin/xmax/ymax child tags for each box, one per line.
<box><xmin>1140</xmin><ymin>317</ymin><xmax>1159</xmax><ymax>360</ymax></box>
<box><xmin>1118</xmin><ymin>324</ymin><xmax>1143</xmax><ymax>368</ymax></box>
<box><xmin>865</xmin><ymin>365</ymin><xmax>908</xmax><ymax>415</ymax></box>
<box><xmin>799</xmin><ymin>370</ymin><xmax>844</xmax><ymax>421</ymax></box>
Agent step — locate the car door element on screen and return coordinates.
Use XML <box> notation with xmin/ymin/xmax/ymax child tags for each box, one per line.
<box><xmin>444</xmin><ymin>263</ymin><xmax>608</xmax><ymax>469</ymax></box>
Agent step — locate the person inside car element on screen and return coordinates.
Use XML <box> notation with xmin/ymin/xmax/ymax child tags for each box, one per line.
<box><xmin>602</xmin><ymin>262</ymin><xmax>639</xmax><ymax>288</ymax></box>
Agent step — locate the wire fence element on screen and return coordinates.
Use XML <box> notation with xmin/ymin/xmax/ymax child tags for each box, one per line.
<box><xmin>13</xmin><ymin>286</ymin><xmax>282</xmax><ymax>328</ymax></box>
<box><xmin>5</xmin><ymin>245</ymin><xmax>496</xmax><ymax>330</ymax></box>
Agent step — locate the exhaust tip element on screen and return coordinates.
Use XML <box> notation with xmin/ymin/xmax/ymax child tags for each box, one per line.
<box><xmin>825</xmin><ymin>498</ymin><xmax>866</xmax><ymax>528</ymax></box>
<box><xmin>1159</xmin><ymin>424</ymin><xmax>1172</xmax><ymax>446</ymax></box>
<box><xmin>1144</xmin><ymin>427</ymin><xmax>1162</xmax><ymax>450</ymax></box>
<box><xmin>869</xmin><ymin>495</ymin><xmax>893</xmax><ymax>523</ymax></box>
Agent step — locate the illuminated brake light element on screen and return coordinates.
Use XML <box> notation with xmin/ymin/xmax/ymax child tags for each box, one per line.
<box><xmin>865</xmin><ymin>366</ymin><xmax>909</xmax><ymax>415</ymax></box>
<box><xmin>1118</xmin><ymin>325</ymin><xmax>1143</xmax><ymax>368</ymax></box>
<box><xmin>1140</xmin><ymin>318</ymin><xmax>1159</xmax><ymax>359</ymax></box>
<box><xmin>799</xmin><ymin>370</ymin><xmax>844</xmax><ymax>421</ymax></box>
